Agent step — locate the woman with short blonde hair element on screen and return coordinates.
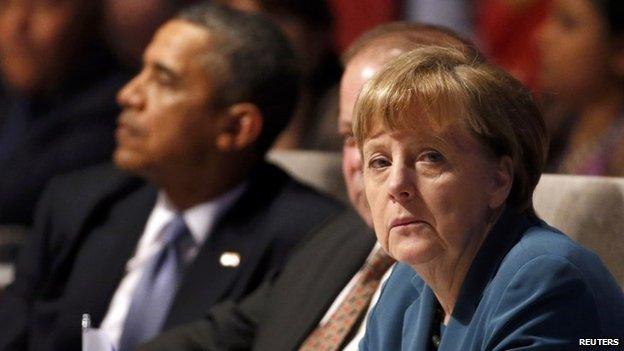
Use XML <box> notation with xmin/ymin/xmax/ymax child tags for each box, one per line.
<box><xmin>357</xmin><ymin>47</ymin><xmax>624</xmax><ymax>350</ymax></box>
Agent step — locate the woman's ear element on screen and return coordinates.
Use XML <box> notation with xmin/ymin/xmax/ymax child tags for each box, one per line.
<box><xmin>488</xmin><ymin>155</ymin><xmax>514</xmax><ymax>209</ymax></box>
<box><xmin>215</xmin><ymin>103</ymin><xmax>263</xmax><ymax>151</ymax></box>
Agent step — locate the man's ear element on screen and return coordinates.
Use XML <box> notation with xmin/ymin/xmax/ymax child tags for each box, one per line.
<box><xmin>215</xmin><ymin>103</ymin><xmax>263</xmax><ymax>151</ymax></box>
<box><xmin>488</xmin><ymin>155</ymin><xmax>514</xmax><ymax>209</ymax></box>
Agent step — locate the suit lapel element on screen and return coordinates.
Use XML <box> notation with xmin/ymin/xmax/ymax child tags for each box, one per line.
<box><xmin>61</xmin><ymin>180</ymin><xmax>157</xmax><ymax>328</ymax></box>
<box><xmin>164</xmin><ymin>220</ymin><xmax>263</xmax><ymax>327</ymax></box>
<box><xmin>256</xmin><ymin>210</ymin><xmax>377</xmax><ymax>350</ymax></box>
<box><xmin>164</xmin><ymin>163</ymin><xmax>289</xmax><ymax>327</ymax></box>
<box><xmin>292</xmin><ymin>228</ymin><xmax>375</xmax><ymax>343</ymax></box>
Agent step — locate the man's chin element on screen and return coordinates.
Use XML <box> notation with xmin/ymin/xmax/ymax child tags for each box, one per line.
<box><xmin>113</xmin><ymin>149</ymin><xmax>147</xmax><ymax>176</ymax></box>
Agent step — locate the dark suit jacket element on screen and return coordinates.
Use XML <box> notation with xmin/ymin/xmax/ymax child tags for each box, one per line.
<box><xmin>361</xmin><ymin>210</ymin><xmax>624</xmax><ymax>351</ymax></box>
<box><xmin>0</xmin><ymin>162</ymin><xmax>342</xmax><ymax>351</ymax></box>
<box><xmin>139</xmin><ymin>208</ymin><xmax>377</xmax><ymax>351</ymax></box>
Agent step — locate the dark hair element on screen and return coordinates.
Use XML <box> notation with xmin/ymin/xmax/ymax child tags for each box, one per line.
<box><xmin>591</xmin><ymin>0</ymin><xmax>624</xmax><ymax>36</ymax></box>
<box><xmin>176</xmin><ymin>3</ymin><xmax>300</xmax><ymax>152</ymax></box>
<box><xmin>255</xmin><ymin>0</ymin><xmax>332</xmax><ymax>29</ymax></box>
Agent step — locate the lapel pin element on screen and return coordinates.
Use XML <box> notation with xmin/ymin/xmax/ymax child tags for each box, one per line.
<box><xmin>219</xmin><ymin>252</ymin><xmax>241</xmax><ymax>267</ymax></box>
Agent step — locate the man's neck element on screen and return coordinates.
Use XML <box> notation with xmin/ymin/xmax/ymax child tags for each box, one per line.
<box><xmin>150</xmin><ymin>159</ymin><xmax>258</xmax><ymax>211</ymax></box>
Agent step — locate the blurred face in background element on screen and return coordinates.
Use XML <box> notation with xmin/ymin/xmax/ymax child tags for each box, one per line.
<box><xmin>0</xmin><ymin>0</ymin><xmax>91</xmax><ymax>95</ymax></box>
<box><xmin>537</xmin><ymin>0</ymin><xmax>616</xmax><ymax>107</ymax></box>
<box><xmin>338</xmin><ymin>51</ymin><xmax>385</xmax><ymax>227</ymax></box>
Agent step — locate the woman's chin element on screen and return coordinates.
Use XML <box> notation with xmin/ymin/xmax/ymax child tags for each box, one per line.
<box><xmin>388</xmin><ymin>239</ymin><xmax>443</xmax><ymax>267</ymax></box>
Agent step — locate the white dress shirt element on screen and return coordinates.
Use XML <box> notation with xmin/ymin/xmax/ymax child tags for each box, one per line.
<box><xmin>99</xmin><ymin>184</ymin><xmax>246</xmax><ymax>348</ymax></box>
<box><xmin>317</xmin><ymin>243</ymin><xmax>394</xmax><ymax>351</ymax></box>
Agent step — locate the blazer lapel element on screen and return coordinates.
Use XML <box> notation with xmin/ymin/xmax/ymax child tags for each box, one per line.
<box><xmin>404</xmin><ymin>283</ymin><xmax>436</xmax><ymax>351</ymax></box>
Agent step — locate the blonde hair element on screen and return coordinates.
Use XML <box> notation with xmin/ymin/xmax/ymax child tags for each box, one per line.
<box><xmin>353</xmin><ymin>46</ymin><xmax>548</xmax><ymax>214</ymax></box>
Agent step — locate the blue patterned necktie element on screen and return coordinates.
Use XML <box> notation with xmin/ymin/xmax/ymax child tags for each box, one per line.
<box><xmin>118</xmin><ymin>215</ymin><xmax>191</xmax><ymax>351</ymax></box>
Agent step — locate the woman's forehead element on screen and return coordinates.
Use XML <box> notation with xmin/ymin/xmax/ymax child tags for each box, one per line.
<box><xmin>362</xmin><ymin>115</ymin><xmax>488</xmax><ymax>154</ymax></box>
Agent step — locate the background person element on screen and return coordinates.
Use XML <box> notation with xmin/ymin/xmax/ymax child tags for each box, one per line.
<box><xmin>538</xmin><ymin>0</ymin><xmax>624</xmax><ymax>175</ymax></box>
<box><xmin>356</xmin><ymin>46</ymin><xmax>624</xmax><ymax>350</ymax></box>
<box><xmin>0</xmin><ymin>4</ymin><xmax>342</xmax><ymax>351</ymax></box>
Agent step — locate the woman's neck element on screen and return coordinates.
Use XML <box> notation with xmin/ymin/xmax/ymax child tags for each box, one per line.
<box><xmin>410</xmin><ymin>209</ymin><xmax>502</xmax><ymax>324</ymax></box>
<box><xmin>412</xmin><ymin>227</ymin><xmax>490</xmax><ymax>324</ymax></box>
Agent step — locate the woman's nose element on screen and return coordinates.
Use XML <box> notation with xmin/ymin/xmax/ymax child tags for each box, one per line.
<box><xmin>387</xmin><ymin>165</ymin><xmax>415</xmax><ymax>202</ymax></box>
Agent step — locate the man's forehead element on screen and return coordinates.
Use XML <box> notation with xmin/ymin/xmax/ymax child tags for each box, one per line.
<box><xmin>144</xmin><ymin>20</ymin><xmax>213</xmax><ymax>69</ymax></box>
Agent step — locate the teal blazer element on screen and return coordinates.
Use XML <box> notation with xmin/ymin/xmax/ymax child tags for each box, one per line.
<box><xmin>360</xmin><ymin>209</ymin><xmax>624</xmax><ymax>350</ymax></box>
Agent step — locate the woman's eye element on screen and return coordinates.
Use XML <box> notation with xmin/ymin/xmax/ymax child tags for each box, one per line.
<box><xmin>369</xmin><ymin>157</ymin><xmax>390</xmax><ymax>169</ymax></box>
<box><xmin>421</xmin><ymin>151</ymin><xmax>444</xmax><ymax>163</ymax></box>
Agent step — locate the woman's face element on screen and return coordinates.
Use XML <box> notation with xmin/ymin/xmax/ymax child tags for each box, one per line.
<box><xmin>537</xmin><ymin>0</ymin><xmax>614</xmax><ymax>105</ymax></box>
<box><xmin>362</xmin><ymin>116</ymin><xmax>511</xmax><ymax>267</ymax></box>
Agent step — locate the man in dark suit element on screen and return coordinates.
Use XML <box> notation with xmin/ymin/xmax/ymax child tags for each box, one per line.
<box><xmin>0</xmin><ymin>4</ymin><xmax>342</xmax><ymax>351</ymax></box>
<box><xmin>139</xmin><ymin>23</ymin><xmax>477</xmax><ymax>351</ymax></box>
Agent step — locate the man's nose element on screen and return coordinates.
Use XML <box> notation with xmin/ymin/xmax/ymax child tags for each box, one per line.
<box><xmin>387</xmin><ymin>165</ymin><xmax>415</xmax><ymax>202</ymax></box>
<box><xmin>117</xmin><ymin>72</ymin><xmax>145</xmax><ymax>110</ymax></box>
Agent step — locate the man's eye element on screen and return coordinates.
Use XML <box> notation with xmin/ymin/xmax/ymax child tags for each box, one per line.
<box><xmin>156</xmin><ymin>73</ymin><xmax>175</xmax><ymax>86</ymax></box>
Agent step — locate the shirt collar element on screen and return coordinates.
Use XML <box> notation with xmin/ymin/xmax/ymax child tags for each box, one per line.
<box><xmin>147</xmin><ymin>182</ymin><xmax>248</xmax><ymax>247</ymax></box>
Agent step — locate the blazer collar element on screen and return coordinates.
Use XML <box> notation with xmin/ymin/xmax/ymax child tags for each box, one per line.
<box><xmin>402</xmin><ymin>208</ymin><xmax>538</xmax><ymax>350</ymax></box>
<box><xmin>451</xmin><ymin>207</ymin><xmax>538</xmax><ymax>324</ymax></box>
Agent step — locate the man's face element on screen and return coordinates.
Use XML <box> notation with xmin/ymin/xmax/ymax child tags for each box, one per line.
<box><xmin>0</xmin><ymin>0</ymin><xmax>84</xmax><ymax>93</ymax></box>
<box><xmin>338</xmin><ymin>53</ymin><xmax>385</xmax><ymax>227</ymax></box>
<box><xmin>114</xmin><ymin>20</ymin><xmax>222</xmax><ymax>180</ymax></box>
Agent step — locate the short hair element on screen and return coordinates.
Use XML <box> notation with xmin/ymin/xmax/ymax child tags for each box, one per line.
<box><xmin>342</xmin><ymin>22</ymin><xmax>481</xmax><ymax>66</ymax></box>
<box><xmin>353</xmin><ymin>47</ymin><xmax>548</xmax><ymax>215</ymax></box>
<box><xmin>176</xmin><ymin>3</ymin><xmax>300</xmax><ymax>152</ymax></box>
